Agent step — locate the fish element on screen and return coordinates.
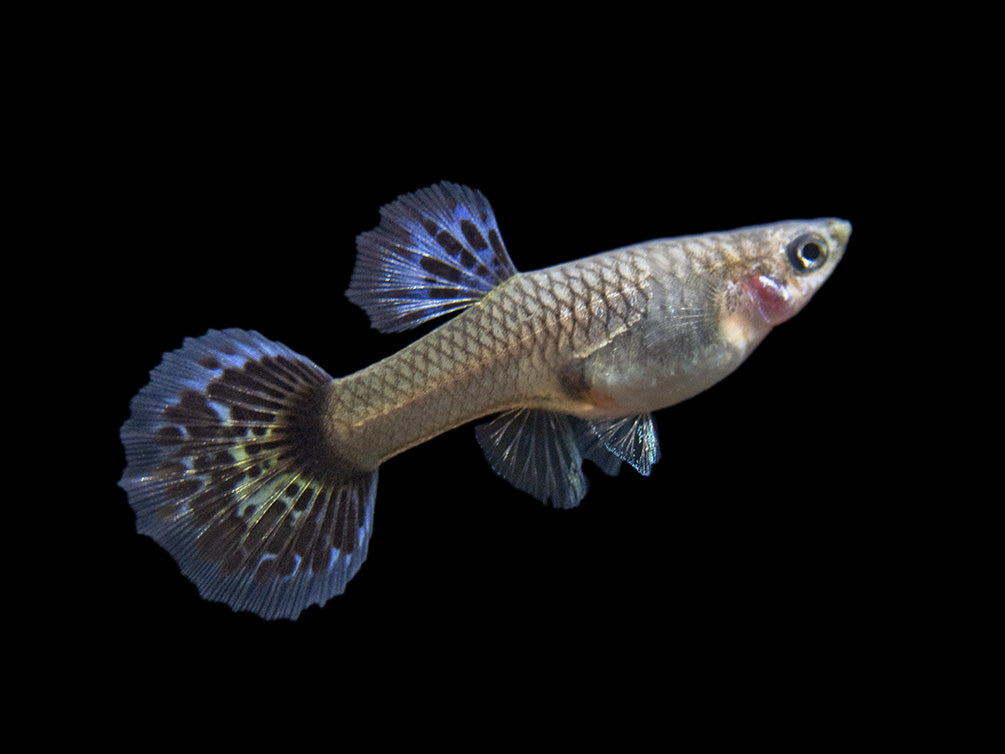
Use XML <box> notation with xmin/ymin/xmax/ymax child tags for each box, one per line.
<box><xmin>119</xmin><ymin>181</ymin><xmax>850</xmax><ymax>619</ymax></box>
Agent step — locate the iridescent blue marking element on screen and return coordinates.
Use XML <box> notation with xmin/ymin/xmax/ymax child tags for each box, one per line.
<box><xmin>347</xmin><ymin>182</ymin><xmax>518</xmax><ymax>333</ymax></box>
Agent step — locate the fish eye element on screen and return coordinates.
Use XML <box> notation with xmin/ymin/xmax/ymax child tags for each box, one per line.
<box><xmin>786</xmin><ymin>233</ymin><xmax>829</xmax><ymax>274</ymax></box>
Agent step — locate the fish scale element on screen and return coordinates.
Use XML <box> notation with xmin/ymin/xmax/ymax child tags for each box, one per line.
<box><xmin>328</xmin><ymin>250</ymin><xmax>657</xmax><ymax>472</ymax></box>
<box><xmin>119</xmin><ymin>181</ymin><xmax>850</xmax><ymax>619</ymax></box>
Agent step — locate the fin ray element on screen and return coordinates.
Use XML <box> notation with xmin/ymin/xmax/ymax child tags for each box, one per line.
<box><xmin>572</xmin><ymin>418</ymin><xmax>623</xmax><ymax>476</ymax></box>
<box><xmin>119</xmin><ymin>329</ymin><xmax>376</xmax><ymax>620</ymax></box>
<box><xmin>475</xmin><ymin>409</ymin><xmax>590</xmax><ymax>509</ymax></box>
<box><xmin>347</xmin><ymin>182</ymin><xmax>517</xmax><ymax>332</ymax></box>
<box><xmin>589</xmin><ymin>414</ymin><xmax>661</xmax><ymax>476</ymax></box>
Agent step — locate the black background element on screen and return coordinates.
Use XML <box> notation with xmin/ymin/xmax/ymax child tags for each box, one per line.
<box><xmin>76</xmin><ymin>34</ymin><xmax>924</xmax><ymax>710</ymax></box>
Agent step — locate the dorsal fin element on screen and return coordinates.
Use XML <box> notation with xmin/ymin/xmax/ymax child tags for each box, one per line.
<box><xmin>346</xmin><ymin>182</ymin><xmax>518</xmax><ymax>332</ymax></box>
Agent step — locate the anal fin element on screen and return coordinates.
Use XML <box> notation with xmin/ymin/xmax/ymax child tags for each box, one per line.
<box><xmin>475</xmin><ymin>409</ymin><xmax>589</xmax><ymax>509</ymax></box>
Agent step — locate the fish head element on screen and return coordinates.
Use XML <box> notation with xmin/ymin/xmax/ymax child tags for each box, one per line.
<box><xmin>716</xmin><ymin>218</ymin><xmax>849</xmax><ymax>351</ymax></box>
<box><xmin>731</xmin><ymin>218</ymin><xmax>850</xmax><ymax>328</ymax></box>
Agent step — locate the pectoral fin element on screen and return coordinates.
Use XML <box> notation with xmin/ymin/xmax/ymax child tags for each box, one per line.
<box><xmin>588</xmin><ymin>414</ymin><xmax>660</xmax><ymax>476</ymax></box>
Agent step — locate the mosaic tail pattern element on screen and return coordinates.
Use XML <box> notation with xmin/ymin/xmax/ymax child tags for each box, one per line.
<box><xmin>119</xmin><ymin>330</ymin><xmax>376</xmax><ymax>620</ymax></box>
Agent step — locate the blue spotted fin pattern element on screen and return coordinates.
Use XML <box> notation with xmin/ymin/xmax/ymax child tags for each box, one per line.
<box><xmin>118</xmin><ymin>329</ymin><xmax>375</xmax><ymax>620</ymax></box>
<box><xmin>347</xmin><ymin>182</ymin><xmax>517</xmax><ymax>332</ymax></box>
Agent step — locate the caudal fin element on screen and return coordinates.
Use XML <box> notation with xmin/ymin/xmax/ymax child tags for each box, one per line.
<box><xmin>119</xmin><ymin>329</ymin><xmax>376</xmax><ymax>620</ymax></box>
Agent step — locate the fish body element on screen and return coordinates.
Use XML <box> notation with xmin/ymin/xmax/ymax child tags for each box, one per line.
<box><xmin>119</xmin><ymin>182</ymin><xmax>849</xmax><ymax>619</ymax></box>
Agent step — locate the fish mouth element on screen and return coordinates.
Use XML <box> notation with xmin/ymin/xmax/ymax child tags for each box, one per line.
<box><xmin>829</xmin><ymin>219</ymin><xmax>852</xmax><ymax>248</ymax></box>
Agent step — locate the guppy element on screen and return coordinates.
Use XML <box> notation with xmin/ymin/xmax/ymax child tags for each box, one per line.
<box><xmin>119</xmin><ymin>182</ymin><xmax>850</xmax><ymax>619</ymax></box>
